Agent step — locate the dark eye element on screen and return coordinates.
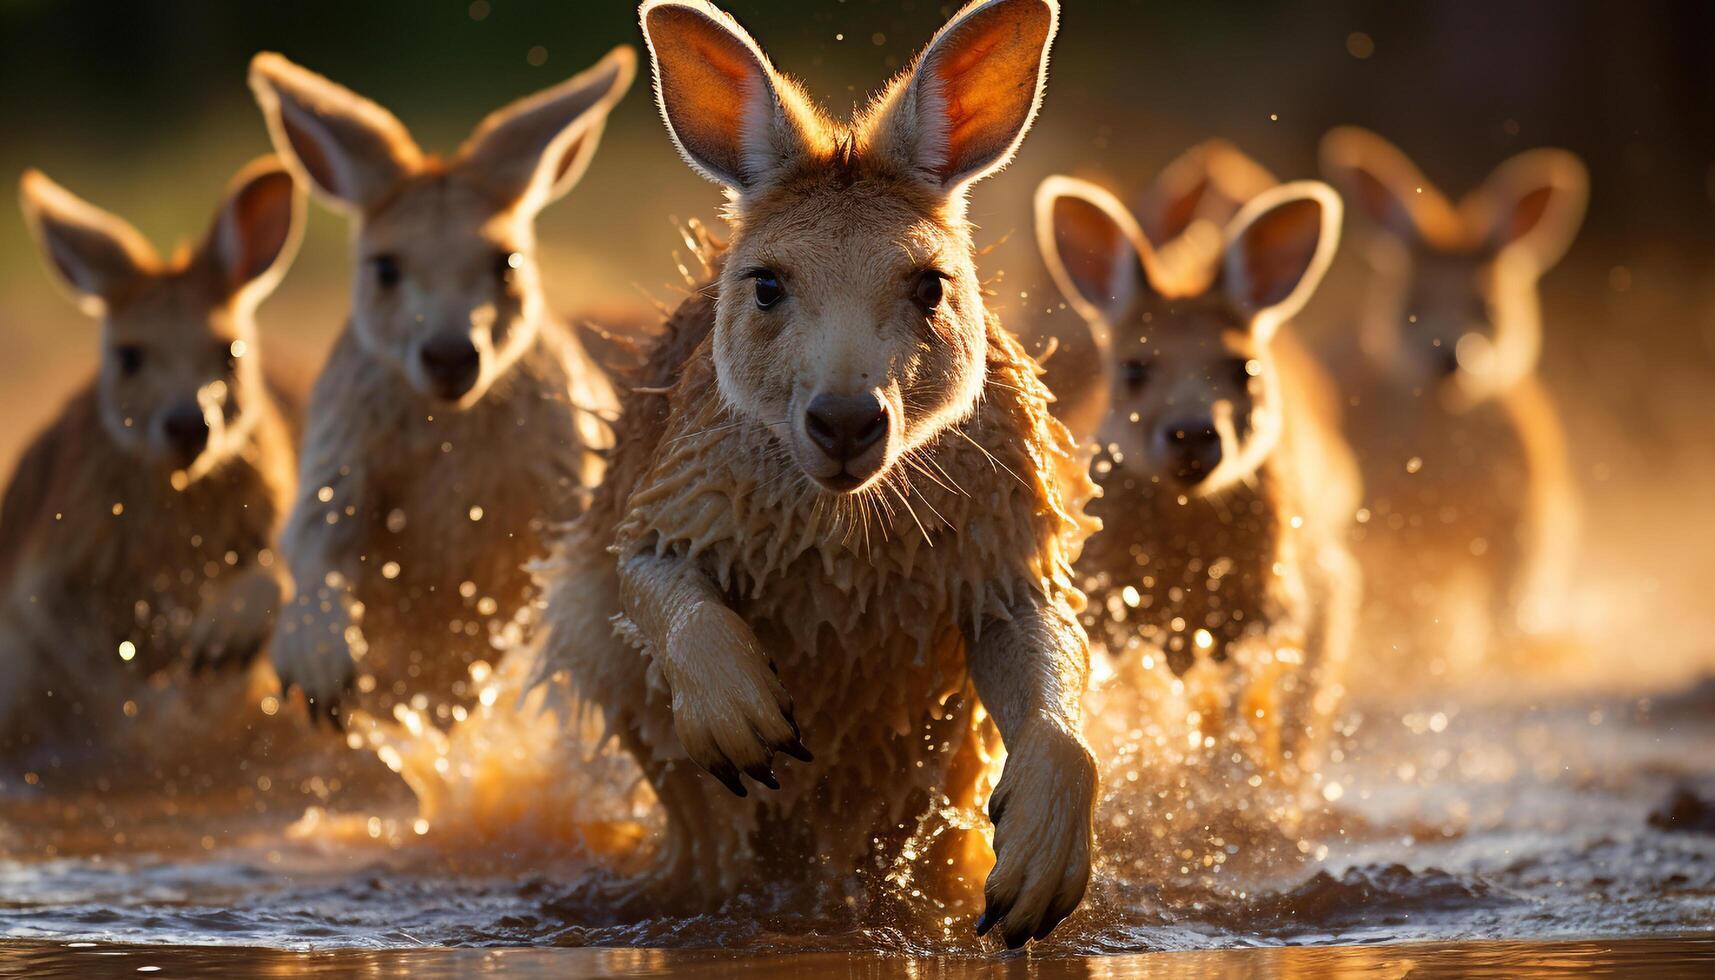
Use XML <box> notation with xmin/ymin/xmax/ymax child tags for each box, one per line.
<box><xmin>751</xmin><ymin>270</ymin><xmax>784</xmax><ymax>310</ymax></box>
<box><xmin>1120</xmin><ymin>358</ymin><xmax>1151</xmax><ymax>391</ymax></box>
<box><xmin>913</xmin><ymin>269</ymin><xmax>945</xmax><ymax>312</ymax></box>
<box><xmin>495</xmin><ymin>251</ymin><xmax>520</xmax><ymax>285</ymax></box>
<box><xmin>372</xmin><ymin>254</ymin><xmax>401</xmax><ymax>289</ymax></box>
<box><xmin>114</xmin><ymin>345</ymin><xmax>144</xmax><ymax>377</ymax></box>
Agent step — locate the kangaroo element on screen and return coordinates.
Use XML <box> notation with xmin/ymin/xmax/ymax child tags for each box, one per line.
<box><xmin>1035</xmin><ymin>139</ymin><xmax>1279</xmax><ymax>444</ymax></box>
<box><xmin>2</xmin><ymin>159</ymin><xmax>301</xmax><ymax>763</ymax></box>
<box><xmin>536</xmin><ymin>0</ymin><xmax>1096</xmax><ymax>947</ymax></box>
<box><xmin>1320</xmin><ymin>127</ymin><xmax>1585</xmax><ymax>675</ymax></box>
<box><xmin>248</xmin><ymin>49</ymin><xmax>633</xmax><ymax>723</ymax></box>
<box><xmin>1035</xmin><ymin>169</ymin><xmax>1360</xmax><ymax>777</ymax></box>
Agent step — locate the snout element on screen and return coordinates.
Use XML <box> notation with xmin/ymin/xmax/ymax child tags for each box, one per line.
<box><xmin>1158</xmin><ymin>417</ymin><xmax>1222</xmax><ymax>486</ymax></box>
<box><xmin>801</xmin><ymin>391</ymin><xmax>890</xmax><ymax>492</ymax></box>
<box><xmin>160</xmin><ymin>401</ymin><xmax>210</xmax><ymax>468</ymax></box>
<box><xmin>1431</xmin><ymin>343</ymin><xmax>1461</xmax><ymax>379</ymax></box>
<box><xmin>419</xmin><ymin>334</ymin><xmax>482</xmax><ymax>401</ymax></box>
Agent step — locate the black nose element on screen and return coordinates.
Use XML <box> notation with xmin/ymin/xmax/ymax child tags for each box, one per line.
<box><xmin>1433</xmin><ymin>344</ymin><xmax>1461</xmax><ymax>378</ymax></box>
<box><xmin>420</xmin><ymin>335</ymin><xmax>481</xmax><ymax>399</ymax></box>
<box><xmin>161</xmin><ymin>402</ymin><xmax>210</xmax><ymax>463</ymax></box>
<box><xmin>1162</xmin><ymin>418</ymin><xmax>1222</xmax><ymax>483</ymax></box>
<box><xmin>804</xmin><ymin>392</ymin><xmax>889</xmax><ymax>464</ymax></box>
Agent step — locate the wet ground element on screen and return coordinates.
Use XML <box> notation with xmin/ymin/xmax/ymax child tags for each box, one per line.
<box><xmin>3</xmin><ymin>936</ymin><xmax>1715</xmax><ymax>979</ymax></box>
<box><xmin>3</xmin><ymin>666</ymin><xmax>1714</xmax><ymax>969</ymax></box>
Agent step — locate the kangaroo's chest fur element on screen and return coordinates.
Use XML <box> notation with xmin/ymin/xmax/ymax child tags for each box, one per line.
<box><xmin>1351</xmin><ymin>380</ymin><xmax>1532</xmax><ymax>574</ymax></box>
<box><xmin>311</xmin><ymin>323</ymin><xmax>612</xmax><ymax>684</ymax></box>
<box><xmin>2</xmin><ymin>386</ymin><xmax>294</xmax><ymax>678</ymax></box>
<box><xmin>575</xmin><ymin>279</ymin><xmax>1095</xmax><ymax>871</ymax></box>
<box><xmin>1082</xmin><ymin>468</ymin><xmax>1299</xmax><ymax>671</ymax></box>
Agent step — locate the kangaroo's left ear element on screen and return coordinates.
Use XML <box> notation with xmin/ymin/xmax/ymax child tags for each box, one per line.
<box><xmin>196</xmin><ymin>156</ymin><xmax>305</xmax><ymax>304</ymax></box>
<box><xmin>869</xmin><ymin>0</ymin><xmax>1058</xmax><ymax>195</ymax></box>
<box><xmin>1222</xmin><ymin>181</ymin><xmax>1343</xmax><ymax>345</ymax></box>
<box><xmin>458</xmin><ymin>46</ymin><xmax>637</xmax><ymax>214</ymax></box>
<box><xmin>1463</xmin><ymin>148</ymin><xmax>1587</xmax><ymax>274</ymax></box>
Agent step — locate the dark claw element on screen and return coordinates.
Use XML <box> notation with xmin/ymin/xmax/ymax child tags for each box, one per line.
<box><xmin>988</xmin><ymin>792</ymin><xmax>1008</xmax><ymax>825</ymax></box>
<box><xmin>744</xmin><ymin>763</ymin><xmax>779</xmax><ymax>791</ymax></box>
<box><xmin>1003</xmin><ymin>922</ymin><xmax>1032</xmax><ymax>950</ymax></box>
<box><xmin>974</xmin><ymin>907</ymin><xmax>999</xmax><ymax>937</ymax></box>
<box><xmin>710</xmin><ymin>763</ymin><xmax>748</xmax><ymax>798</ymax></box>
<box><xmin>781</xmin><ymin>737</ymin><xmax>814</xmax><ymax>763</ymax></box>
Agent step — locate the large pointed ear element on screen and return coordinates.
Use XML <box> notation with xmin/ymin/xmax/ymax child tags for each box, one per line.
<box><xmin>870</xmin><ymin>0</ymin><xmax>1059</xmax><ymax>193</ymax></box>
<box><xmin>1320</xmin><ymin>126</ymin><xmax>1460</xmax><ymax>249</ymax></box>
<box><xmin>458</xmin><ymin>46</ymin><xmax>637</xmax><ymax>213</ymax></box>
<box><xmin>1137</xmin><ymin>139</ymin><xmax>1277</xmax><ymax>244</ymax></box>
<box><xmin>1462</xmin><ymin>148</ymin><xmax>1587</xmax><ymax>273</ymax></box>
<box><xmin>195</xmin><ymin>156</ymin><xmax>305</xmax><ymax>304</ymax></box>
<box><xmin>1035</xmin><ymin>175</ymin><xmax>1154</xmax><ymax>326</ymax></box>
<box><xmin>248</xmin><ymin>52</ymin><xmax>421</xmax><ymax>214</ymax></box>
<box><xmin>640</xmin><ymin>0</ymin><xmax>821</xmax><ymax>192</ymax></box>
<box><xmin>19</xmin><ymin>169</ymin><xmax>157</xmax><ymax>313</ymax></box>
<box><xmin>1221</xmin><ymin>181</ymin><xmax>1342</xmax><ymax>344</ymax></box>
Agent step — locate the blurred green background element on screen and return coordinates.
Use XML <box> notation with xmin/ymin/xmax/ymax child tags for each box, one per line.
<box><xmin>1</xmin><ymin>0</ymin><xmax>1713</xmax><ymax>648</ymax></box>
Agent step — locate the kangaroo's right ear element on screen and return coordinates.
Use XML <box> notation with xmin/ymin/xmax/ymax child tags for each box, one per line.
<box><xmin>196</xmin><ymin>157</ymin><xmax>305</xmax><ymax>304</ymax></box>
<box><xmin>640</xmin><ymin>0</ymin><xmax>821</xmax><ymax>193</ymax></box>
<box><xmin>1320</xmin><ymin>126</ymin><xmax>1459</xmax><ymax>249</ymax></box>
<box><xmin>248</xmin><ymin>53</ymin><xmax>421</xmax><ymax>214</ymax></box>
<box><xmin>1035</xmin><ymin>175</ymin><xmax>1153</xmax><ymax>327</ymax></box>
<box><xmin>19</xmin><ymin>169</ymin><xmax>157</xmax><ymax>314</ymax></box>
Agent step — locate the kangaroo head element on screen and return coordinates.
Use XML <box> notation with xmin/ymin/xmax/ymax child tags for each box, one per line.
<box><xmin>20</xmin><ymin>158</ymin><xmax>302</xmax><ymax>481</ymax></box>
<box><xmin>248</xmin><ymin>48</ymin><xmax>635</xmax><ymax>408</ymax></box>
<box><xmin>1321</xmin><ymin>127</ymin><xmax>1587</xmax><ymax>410</ymax></box>
<box><xmin>1038</xmin><ymin>175</ymin><xmax>1340</xmax><ymax>496</ymax></box>
<box><xmin>642</xmin><ymin>0</ymin><xmax>1057</xmax><ymax>494</ymax></box>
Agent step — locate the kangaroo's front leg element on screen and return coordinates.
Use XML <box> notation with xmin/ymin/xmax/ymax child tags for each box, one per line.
<box><xmin>619</xmin><ymin>550</ymin><xmax>811</xmax><ymax>796</ymax></box>
<box><xmin>187</xmin><ymin>564</ymin><xmax>286</xmax><ymax>672</ymax></box>
<box><xmin>270</xmin><ymin>460</ymin><xmax>368</xmax><ymax>725</ymax></box>
<box><xmin>967</xmin><ymin>592</ymin><xmax>1097</xmax><ymax>948</ymax></box>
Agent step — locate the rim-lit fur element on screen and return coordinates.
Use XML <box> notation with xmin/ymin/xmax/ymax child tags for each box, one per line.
<box><xmin>1321</xmin><ymin>126</ymin><xmax>1587</xmax><ymax>410</ymax></box>
<box><xmin>1320</xmin><ymin>128</ymin><xmax>1584</xmax><ymax>666</ymax></box>
<box><xmin>1036</xmin><ymin>163</ymin><xmax>1361</xmax><ymax>775</ymax></box>
<box><xmin>540</xmin><ymin>0</ymin><xmax>1100</xmax><ymax>949</ymax></box>
<box><xmin>250</xmin><ymin>50</ymin><xmax>631</xmax><ymax>719</ymax></box>
<box><xmin>2</xmin><ymin>161</ymin><xmax>301</xmax><ymax>762</ymax></box>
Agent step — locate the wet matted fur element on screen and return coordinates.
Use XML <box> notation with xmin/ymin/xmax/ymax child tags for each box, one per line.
<box><xmin>538</xmin><ymin>0</ymin><xmax>1101</xmax><ymax>949</ymax></box>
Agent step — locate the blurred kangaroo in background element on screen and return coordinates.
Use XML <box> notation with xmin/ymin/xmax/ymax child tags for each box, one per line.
<box><xmin>249</xmin><ymin>48</ymin><xmax>632</xmax><ymax>723</ymax></box>
<box><xmin>537</xmin><ymin>0</ymin><xmax>1098</xmax><ymax>947</ymax></box>
<box><xmin>1320</xmin><ymin>127</ymin><xmax>1585</xmax><ymax>675</ymax></box>
<box><xmin>1034</xmin><ymin>140</ymin><xmax>1278</xmax><ymax>443</ymax></box>
<box><xmin>2</xmin><ymin>159</ymin><xmax>302</xmax><ymax>763</ymax></box>
<box><xmin>1036</xmin><ymin>159</ymin><xmax>1360</xmax><ymax>778</ymax></box>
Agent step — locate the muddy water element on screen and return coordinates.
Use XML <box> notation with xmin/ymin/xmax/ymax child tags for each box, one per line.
<box><xmin>4</xmin><ymin>664</ymin><xmax>1715</xmax><ymax>962</ymax></box>
<box><xmin>2</xmin><ymin>937</ymin><xmax>1714</xmax><ymax>978</ymax></box>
